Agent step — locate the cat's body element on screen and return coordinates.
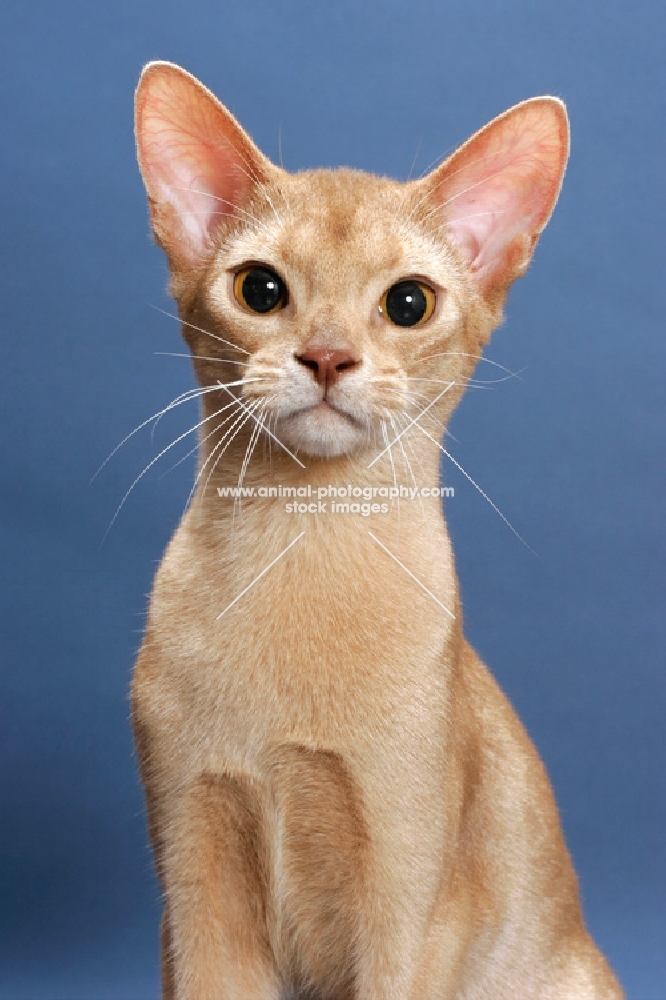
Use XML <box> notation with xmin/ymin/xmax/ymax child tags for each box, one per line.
<box><xmin>131</xmin><ymin>63</ymin><xmax>623</xmax><ymax>998</ymax></box>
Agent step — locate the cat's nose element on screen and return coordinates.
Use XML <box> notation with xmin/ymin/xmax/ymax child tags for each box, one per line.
<box><xmin>295</xmin><ymin>344</ymin><xmax>361</xmax><ymax>389</ymax></box>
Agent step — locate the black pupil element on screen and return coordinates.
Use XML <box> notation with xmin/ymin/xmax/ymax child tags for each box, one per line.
<box><xmin>242</xmin><ymin>267</ymin><xmax>284</xmax><ymax>313</ymax></box>
<box><xmin>385</xmin><ymin>281</ymin><xmax>427</xmax><ymax>327</ymax></box>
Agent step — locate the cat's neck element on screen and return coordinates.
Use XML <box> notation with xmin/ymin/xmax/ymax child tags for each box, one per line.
<box><xmin>193</xmin><ymin>423</ymin><xmax>447</xmax><ymax>520</ymax></box>
<box><xmin>186</xmin><ymin>427</ymin><xmax>455</xmax><ymax>626</ymax></box>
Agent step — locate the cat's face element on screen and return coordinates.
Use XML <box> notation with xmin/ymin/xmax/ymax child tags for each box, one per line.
<box><xmin>198</xmin><ymin>168</ymin><xmax>474</xmax><ymax>458</ymax></box>
<box><xmin>135</xmin><ymin>62</ymin><xmax>569</xmax><ymax>461</ymax></box>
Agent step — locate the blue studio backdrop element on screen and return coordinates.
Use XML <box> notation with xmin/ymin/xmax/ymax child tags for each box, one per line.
<box><xmin>1</xmin><ymin>2</ymin><xmax>664</xmax><ymax>998</ymax></box>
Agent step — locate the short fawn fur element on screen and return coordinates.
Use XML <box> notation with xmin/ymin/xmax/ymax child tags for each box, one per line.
<box><xmin>131</xmin><ymin>61</ymin><xmax>623</xmax><ymax>999</ymax></box>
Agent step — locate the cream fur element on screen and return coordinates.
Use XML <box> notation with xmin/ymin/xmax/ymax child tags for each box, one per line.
<box><xmin>131</xmin><ymin>61</ymin><xmax>624</xmax><ymax>999</ymax></box>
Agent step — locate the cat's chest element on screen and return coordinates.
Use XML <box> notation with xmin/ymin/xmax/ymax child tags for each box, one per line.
<box><xmin>143</xmin><ymin>509</ymin><xmax>457</xmax><ymax>760</ymax></box>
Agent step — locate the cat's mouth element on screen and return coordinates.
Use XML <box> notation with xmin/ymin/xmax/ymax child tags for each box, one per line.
<box><xmin>286</xmin><ymin>400</ymin><xmax>364</xmax><ymax>428</ymax></box>
<box><xmin>277</xmin><ymin>399</ymin><xmax>367</xmax><ymax>457</ymax></box>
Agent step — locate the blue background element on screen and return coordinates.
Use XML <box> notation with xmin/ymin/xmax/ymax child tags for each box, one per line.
<box><xmin>1</xmin><ymin>1</ymin><xmax>664</xmax><ymax>997</ymax></box>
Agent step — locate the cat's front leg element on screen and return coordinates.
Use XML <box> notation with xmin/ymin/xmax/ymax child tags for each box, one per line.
<box><xmin>162</xmin><ymin>772</ymin><xmax>280</xmax><ymax>1000</ymax></box>
<box><xmin>159</xmin><ymin>909</ymin><xmax>175</xmax><ymax>1000</ymax></box>
<box><xmin>347</xmin><ymin>787</ymin><xmax>450</xmax><ymax>1000</ymax></box>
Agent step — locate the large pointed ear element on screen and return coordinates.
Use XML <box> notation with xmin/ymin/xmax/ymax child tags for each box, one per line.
<box><xmin>135</xmin><ymin>61</ymin><xmax>275</xmax><ymax>269</ymax></box>
<box><xmin>419</xmin><ymin>98</ymin><xmax>569</xmax><ymax>300</ymax></box>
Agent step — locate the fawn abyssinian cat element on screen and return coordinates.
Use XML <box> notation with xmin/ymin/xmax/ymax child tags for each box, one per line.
<box><xmin>131</xmin><ymin>61</ymin><xmax>623</xmax><ymax>999</ymax></box>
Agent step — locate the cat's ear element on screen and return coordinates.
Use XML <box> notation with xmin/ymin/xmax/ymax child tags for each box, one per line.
<box><xmin>420</xmin><ymin>98</ymin><xmax>569</xmax><ymax>300</ymax></box>
<box><xmin>135</xmin><ymin>61</ymin><xmax>274</xmax><ymax>269</ymax></box>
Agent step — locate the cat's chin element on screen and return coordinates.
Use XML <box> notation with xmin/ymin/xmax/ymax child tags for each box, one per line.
<box><xmin>278</xmin><ymin>402</ymin><xmax>366</xmax><ymax>459</ymax></box>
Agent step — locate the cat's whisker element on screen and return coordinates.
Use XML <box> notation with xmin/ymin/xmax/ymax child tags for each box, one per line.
<box><xmin>102</xmin><ymin>397</ymin><xmax>250</xmax><ymax>542</ymax></box>
<box><xmin>203</xmin><ymin>401</ymin><xmax>263</xmax><ymax>504</ymax></box>
<box><xmin>395</xmin><ymin>411</ymin><xmax>432</xmax><ymax>488</ymax></box>
<box><xmin>413</xmin><ymin>422</ymin><xmax>536</xmax><ymax>554</ymax></box>
<box><xmin>155</xmin><ymin>351</ymin><xmax>252</xmax><ymax>368</ymax></box>
<box><xmin>215</xmin><ymin>382</ymin><xmax>306</xmax><ymax>469</ymax></box>
<box><xmin>91</xmin><ymin>382</ymin><xmax>244</xmax><ymax>485</ymax></box>
<box><xmin>237</xmin><ymin>400</ymin><xmax>269</xmax><ymax>493</ymax></box>
<box><xmin>210</xmin><ymin>133</ymin><xmax>265</xmax><ymax>187</ymax></box>
<box><xmin>150</xmin><ymin>305</ymin><xmax>250</xmax><ymax>355</ymax></box>
<box><xmin>406</xmin><ymin>136</ymin><xmax>423</xmax><ymax>182</ymax></box>
<box><xmin>210</xmin><ymin>139</ymin><xmax>293</xmax><ymax>229</ymax></box>
<box><xmin>368</xmin><ymin>378</ymin><xmax>431</xmax><ymax>406</ymax></box>
<box><xmin>150</xmin><ymin>377</ymin><xmax>265</xmax><ymax>442</ymax></box>
<box><xmin>268</xmin><ymin>407</ymin><xmax>280</xmax><ymax>470</ymax></box>
<box><xmin>195</xmin><ymin>399</ymin><xmax>264</xmax><ymax>505</ymax></box>
<box><xmin>159</xmin><ymin>404</ymin><xmax>248</xmax><ymax>479</ymax></box>
<box><xmin>381</xmin><ymin>391</ymin><xmax>459</xmax><ymax>441</ymax></box>
<box><xmin>263</xmin><ymin>407</ymin><xmax>277</xmax><ymax>469</ymax></box>
<box><xmin>368</xmin><ymin>382</ymin><xmax>455</xmax><ymax>469</ymax></box>
<box><xmin>408</xmin><ymin>372</ymin><xmax>520</xmax><ymax>390</ymax></box>
<box><xmin>389</xmin><ymin>411</ymin><xmax>428</xmax><ymax>526</ymax></box>
<box><xmin>257</xmin><ymin>181</ymin><xmax>287</xmax><ymax>232</ymax></box>
<box><xmin>277</xmin><ymin>121</ymin><xmax>284</xmax><ymax>169</ymax></box>
<box><xmin>180</xmin><ymin>153</ymin><xmax>288</xmax><ymax>232</ymax></box>
<box><xmin>380</xmin><ymin>415</ymin><xmax>400</xmax><ymax>525</ymax></box>
<box><xmin>412</xmin><ymin>351</ymin><xmax>519</xmax><ymax>378</ymax></box>
<box><xmin>414</xmin><ymin>143</ymin><xmax>457</xmax><ymax>181</ymax></box>
<box><xmin>382</xmin><ymin>386</ymin><xmax>433</xmax><ymax>407</ymax></box>
<box><xmin>276</xmin><ymin>182</ymin><xmax>296</xmax><ymax>227</ymax></box>
<box><xmin>377</xmin><ymin>387</ymin><xmax>460</xmax><ymax>452</ymax></box>
<box><xmin>233</xmin><ymin>398</ymin><xmax>276</xmax><ymax>519</ymax></box>
<box><xmin>391</xmin><ymin>413</ymin><xmax>427</xmax><ymax>527</ymax></box>
<box><xmin>387</xmin><ymin>390</ymin><xmax>460</xmax><ymax>443</ymax></box>
<box><xmin>405</xmin><ymin>400</ymin><xmax>461</xmax><ymax>444</ymax></box>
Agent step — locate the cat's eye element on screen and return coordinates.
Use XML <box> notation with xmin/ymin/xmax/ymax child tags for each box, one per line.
<box><xmin>380</xmin><ymin>280</ymin><xmax>436</xmax><ymax>328</ymax></box>
<box><xmin>233</xmin><ymin>266</ymin><xmax>287</xmax><ymax>314</ymax></box>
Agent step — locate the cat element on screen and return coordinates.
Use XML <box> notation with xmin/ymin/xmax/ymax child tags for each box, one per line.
<box><xmin>131</xmin><ymin>61</ymin><xmax>624</xmax><ymax>999</ymax></box>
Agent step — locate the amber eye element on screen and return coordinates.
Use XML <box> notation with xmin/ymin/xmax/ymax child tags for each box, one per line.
<box><xmin>381</xmin><ymin>280</ymin><xmax>436</xmax><ymax>328</ymax></box>
<box><xmin>233</xmin><ymin>266</ymin><xmax>287</xmax><ymax>314</ymax></box>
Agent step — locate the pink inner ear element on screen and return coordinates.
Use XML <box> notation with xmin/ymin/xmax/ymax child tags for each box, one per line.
<box><xmin>432</xmin><ymin>100</ymin><xmax>569</xmax><ymax>289</ymax></box>
<box><xmin>136</xmin><ymin>65</ymin><xmax>263</xmax><ymax>262</ymax></box>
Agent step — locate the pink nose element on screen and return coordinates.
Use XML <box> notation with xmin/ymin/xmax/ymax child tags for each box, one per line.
<box><xmin>295</xmin><ymin>345</ymin><xmax>361</xmax><ymax>388</ymax></box>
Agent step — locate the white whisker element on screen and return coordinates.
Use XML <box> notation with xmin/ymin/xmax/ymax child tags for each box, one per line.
<box><xmin>389</xmin><ymin>411</ymin><xmax>427</xmax><ymax>527</ymax></box>
<box><xmin>215</xmin><ymin>382</ymin><xmax>306</xmax><ymax>469</ymax></box>
<box><xmin>368</xmin><ymin>382</ymin><xmax>455</xmax><ymax>469</ymax></box>
<box><xmin>414</xmin><ymin>423</ymin><xmax>536</xmax><ymax>554</ymax></box>
<box><xmin>150</xmin><ymin>377</ymin><xmax>263</xmax><ymax>441</ymax></box>
<box><xmin>150</xmin><ymin>304</ymin><xmax>250</xmax><ymax>355</ymax></box>
<box><xmin>91</xmin><ymin>382</ymin><xmax>251</xmax><ymax>484</ymax></box>
<box><xmin>202</xmin><ymin>410</ymin><xmax>261</xmax><ymax>502</ymax></box>
<box><xmin>381</xmin><ymin>416</ymin><xmax>400</xmax><ymax>533</ymax></box>
<box><xmin>406</xmin><ymin>136</ymin><xmax>423</xmax><ymax>182</ymax></box>
<box><xmin>395</xmin><ymin>410</ymin><xmax>432</xmax><ymax>488</ymax></box>
<box><xmin>102</xmin><ymin>397</ymin><xmax>250</xmax><ymax>542</ymax></box>
<box><xmin>408</xmin><ymin>371</ymin><xmax>521</xmax><ymax>389</ymax></box>
<box><xmin>195</xmin><ymin>400</ymin><xmax>264</xmax><ymax>504</ymax></box>
<box><xmin>412</xmin><ymin>351</ymin><xmax>518</xmax><ymax>377</ymax></box>
<box><xmin>234</xmin><ymin>399</ymin><xmax>275</xmax><ymax>519</ymax></box>
<box><xmin>155</xmin><ymin>351</ymin><xmax>251</xmax><ymax>368</ymax></box>
<box><xmin>159</xmin><ymin>403</ymin><xmax>247</xmax><ymax>478</ymax></box>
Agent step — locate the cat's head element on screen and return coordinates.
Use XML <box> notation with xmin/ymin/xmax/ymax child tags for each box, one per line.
<box><xmin>135</xmin><ymin>62</ymin><xmax>568</xmax><ymax>461</ymax></box>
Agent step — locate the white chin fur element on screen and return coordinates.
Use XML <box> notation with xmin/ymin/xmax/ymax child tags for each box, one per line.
<box><xmin>278</xmin><ymin>407</ymin><xmax>365</xmax><ymax>458</ymax></box>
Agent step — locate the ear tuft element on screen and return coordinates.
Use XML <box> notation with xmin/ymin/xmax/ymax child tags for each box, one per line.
<box><xmin>135</xmin><ymin>61</ymin><xmax>274</xmax><ymax>268</ymax></box>
<box><xmin>420</xmin><ymin>98</ymin><xmax>569</xmax><ymax>298</ymax></box>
